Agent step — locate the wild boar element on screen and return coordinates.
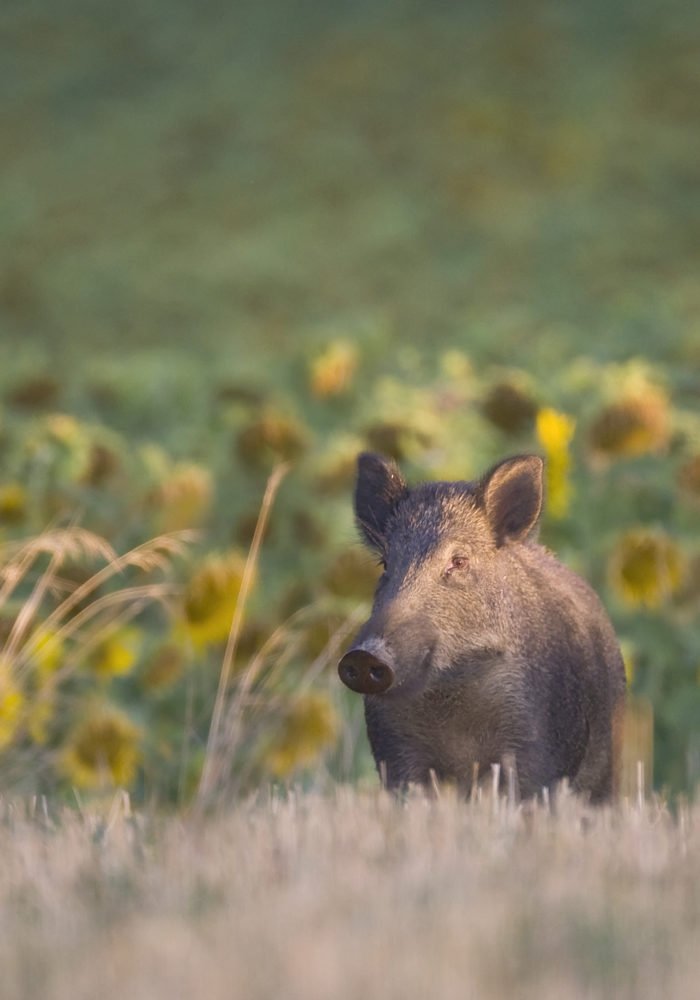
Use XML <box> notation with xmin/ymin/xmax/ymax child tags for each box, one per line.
<box><xmin>338</xmin><ymin>453</ymin><xmax>626</xmax><ymax>802</ymax></box>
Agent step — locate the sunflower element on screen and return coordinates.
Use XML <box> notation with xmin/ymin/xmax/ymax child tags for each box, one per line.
<box><xmin>23</xmin><ymin>412</ymin><xmax>92</xmax><ymax>486</ymax></box>
<box><xmin>60</xmin><ymin>705</ymin><xmax>142</xmax><ymax>789</ymax></box>
<box><xmin>609</xmin><ymin>529</ymin><xmax>685</xmax><ymax>608</ymax></box>
<box><xmin>0</xmin><ymin>658</ymin><xmax>24</xmax><ymax>749</ymax></box>
<box><xmin>140</xmin><ymin>644</ymin><xmax>186</xmax><ymax>692</ymax></box>
<box><xmin>308</xmin><ymin>340</ymin><xmax>358</xmax><ymax>398</ymax></box>
<box><xmin>25</xmin><ymin>629</ymin><xmax>64</xmax><ymax>744</ymax></box>
<box><xmin>619</xmin><ymin>639</ymin><xmax>636</xmax><ymax>686</ymax></box>
<box><xmin>482</xmin><ymin>381</ymin><xmax>538</xmax><ymax>435</ymax></box>
<box><xmin>44</xmin><ymin>412</ymin><xmax>83</xmax><ymax>446</ymax></box>
<box><xmin>7</xmin><ymin>374</ymin><xmax>60</xmax><ymax>410</ymax></box>
<box><xmin>29</xmin><ymin>629</ymin><xmax>64</xmax><ymax>676</ymax></box>
<box><xmin>181</xmin><ymin>551</ymin><xmax>248</xmax><ymax>649</ymax></box>
<box><xmin>588</xmin><ymin>390</ymin><xmax>669</xmax><ymax>459</ymax></box>
<box><xmin>439</xmin><ymin>350</ymin><xmax>472</xmax><ymax>381</ymax></box>
<box><xmin>236</xmin><ymin>411</ymin><xmax>309</xmax><ymax>469</ymax></box>
<box><xmin>0</xmin><ymin>483</ymin><xmax>28</xmax><ymax>525</ymax></box>
<box><xmin>263</xmin><ymin>692</ymin><xmax>339</xmax><ymax>778</ymax></box>
<box><xmin>150</xmin><ymin>462</ymin><xmax>213</xmax><ymax>532</ymax></box>
<box><xmin>81</xmin><ymin>441</ymin><xmax>121</xmax><ymax>489</ymax></box>
<box><xmin>87</xmin><ymin>627</ymin><xmax>142</xmax><ymax>679</ymax></box>
<box><xmin>26</xmin><ymin>690</ymin><xmax>55</xmax><ymax>745</ymax></box>
<box><xmin>536</xmin><ymin>407</ymin><xmax>576</xmax><ymax>519</ymax></box>
<box><xmin>364</xmin><ymin>419</ymin><xmax>432</xmax><ymax>463</ymax></box>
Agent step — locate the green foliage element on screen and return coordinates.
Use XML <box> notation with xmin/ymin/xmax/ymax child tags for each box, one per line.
<box><xmin>0</xmin><ymin>345</ymin><xmax>698</xmax><ymax>798</ymax></box>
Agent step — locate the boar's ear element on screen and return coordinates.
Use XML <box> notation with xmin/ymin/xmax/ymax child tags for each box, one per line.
<box><xmin>480</xmin><ymin>455</ymin><xmax>543</xmax><ymax>546</ymax></box>
<box><xmin>354</xmin><ymin>452</ymin><xmax>408</xmax><ymax>553</ymax></box>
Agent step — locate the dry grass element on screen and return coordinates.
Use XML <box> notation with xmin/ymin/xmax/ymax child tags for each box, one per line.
<box><xmin>1</xmin><ymin>787</ymin><xmax>698</xmax><ymax>1000</ymax></box>
<box><xmin>197</xmin><ymin>463</ymin><xmax>289</xmax><ymax>807</ymax></box>
<box><xmin>0</xmin><ymin>526</ymin><xmax>194</xmax><ymax>681</ymax></box>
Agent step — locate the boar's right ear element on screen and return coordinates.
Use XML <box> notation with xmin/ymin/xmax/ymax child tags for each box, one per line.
<box><xmin>480</xmin><ymin>454</ymin><xmax>543</xmax><ymax>546</ymax></box>
<box><xmin>354</xmin><ymin>452</ymin><xmax>408</xmax><ymax>553</ymax></box>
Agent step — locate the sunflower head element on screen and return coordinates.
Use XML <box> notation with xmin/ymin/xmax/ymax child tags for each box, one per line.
<box><xmin>60</xmin><ymin>706</ymin><xmax>142</xmax><ymax>789</ymax></box>
<box><xmin>45</xmin><ymin>413</ymin><xmax>83</xmax><ymax>446</ymax></box>
<box><xmin>609</xmin><ymin>529</ymin><xmax>685</xmax><ymax>608</ymax></box>
<box><xmin>482</xmin><ymin>381</ymin><xmax>538</xmax><ymax>435</ymax></box>
<box><xmin>262</xmin><ymin>692</ymin><xmax>339</xmax><ymax>778</ymax></box>
<box><xmin>536</xmin><ymin>407</ymin><xmax>576</xmax><ymax>454</ymax></box>
<box><xmin>8</xmin><ymin>375</ymin><xmax>60</xmax><ymax>410</ymax></box>
<box><xmin>308</xmin><ymin>340</ymin><xmax>358</xmax><ymax>398</ymax></box>
<box><xmin>0</xmin><ymin>483</ymin><xmax>28</xmax><ymax>525</ymax></box>
<box><xmin>0</xmin><ymin>658</ymin><xmax>24</xmax><ymax>750</ymax></box>
<box><xmin>140</xmin><ymin>644</ymin><xmax>186</xmax><ymax>692</ymax></box>
<box><xmin>149</xmin><ymin>462</ymin><xmax>213</xmax><ymax>531</ymax></box>
<box><xmin>23</xmin><ymin>413</ymin><xmax>91</xmax><ymax>490</ymax></box>
<box><xmin>30</xmin><ymin>629</ymin><xmax>64</xmax><ymax>678</ymax></box>
<box><xmin>439</xmin><ymin>350</ymin><xmax>472</xmax><ymax>381</ymax></box>
<box><xmin>25</xmin><ymin>631</ymin><xmax>64</xmax><ymax>744</ymax></box>
<box><xmin>181</xmin><ymin>551</ymin><xmax>248</xmax><ymax>649</ymax></box>
<box><xmin>364</xmin><ymin>420</ymin><xmax>431</xmax><ymax>462</ymax></box>
<box><xmin>588</xmin><ymin>390</ymin><xmax>669</xmax><ymax>459</ymax></box>
<box><xmin>87</xmin><ymin>628</ymin><xmax>142</xmax><ymax>679</ymax></box>
<box><xmin>236</xmin><ymin>411</ymin><xmax>309</xmax><ymax>469</ymax></box>
<box><xmin>536</xmin><ymin>407</ymin><xmax>576</xmax><ymax>519</ymax></box>
<box><xmin>81</xmin><ymin>442</ymin><xmax>122</xmax><ymax>488</ymax></box>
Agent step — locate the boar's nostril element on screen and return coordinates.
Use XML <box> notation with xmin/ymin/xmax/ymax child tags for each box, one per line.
<box><xmin>338</xmin><ymin>649</ymin><xmax>394</xmax><ymax>695</ymax></box>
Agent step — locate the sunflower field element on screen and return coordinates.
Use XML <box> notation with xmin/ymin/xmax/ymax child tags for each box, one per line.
<box><xmin>1</xmin><ymin>0</ymin><xmax>699</xmax><ymax>802</ymax></box>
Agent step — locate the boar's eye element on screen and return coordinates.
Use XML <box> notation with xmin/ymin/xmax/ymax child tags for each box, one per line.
<box><xmin>444</xmin><ymin>554</ymin><xmax>469</xmax><ymax>577</ymax></box>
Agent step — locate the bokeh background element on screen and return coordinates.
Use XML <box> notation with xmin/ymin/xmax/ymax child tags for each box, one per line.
<box><xmin>1</xmin><ymin>0</ymin><xmax>699</xmax><ymax>801</ymax></box>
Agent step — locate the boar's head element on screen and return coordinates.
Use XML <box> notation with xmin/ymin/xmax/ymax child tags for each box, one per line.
<box><xmin>338</xmin><ymin>453</ymin><xmax>543</xmax><ymax>698</ymax></box>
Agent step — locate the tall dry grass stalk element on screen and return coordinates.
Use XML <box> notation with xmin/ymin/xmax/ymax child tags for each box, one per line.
<box><xmin>0</xmin><ymin>786</ymin><xmax>698</xmax><ymax>1000</ymax></box>
<box><xmin>196</xmin><ymin>464</ymin><xmax>288</xmax><ymax>807</ymax></box>
<box><xmin>212</xmin><ymin>602</ymin><xmax>364</xmax><ymax>791</ymax></box>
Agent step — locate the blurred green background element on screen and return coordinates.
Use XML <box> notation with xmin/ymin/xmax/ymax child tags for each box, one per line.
<box><xmin>1</xmin><ymin>0</ymin><xmax>699</xmax><ymax>801</ymax></box>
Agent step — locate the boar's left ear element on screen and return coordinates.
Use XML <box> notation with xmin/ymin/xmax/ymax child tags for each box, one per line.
<box><xmin>354</xmin><ymin>452</ymin><xmax>408</xmax><ymax>553</ymax></box>
<box><xmin>479</xmin><ymin>455</ymin><xmax>544</xmax><ymax>546</ymax></box>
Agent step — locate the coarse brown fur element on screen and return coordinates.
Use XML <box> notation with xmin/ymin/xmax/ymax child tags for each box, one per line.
<box><xmin>339</xmin><ymin>453</ymin><xmax>626</xmax><ymax>803</ymax></box>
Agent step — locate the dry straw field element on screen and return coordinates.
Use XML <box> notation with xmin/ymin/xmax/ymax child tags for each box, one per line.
<box><xmin>2</xmin><ymin>786</ymin><xmax>698</xmax><ymax>1000</ymax></box>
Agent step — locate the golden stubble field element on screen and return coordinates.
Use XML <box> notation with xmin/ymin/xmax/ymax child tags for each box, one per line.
<box><xmin>1</xmin><ymin>786</ymin><xmax>698</xmax><ymax>1000</ymax></box>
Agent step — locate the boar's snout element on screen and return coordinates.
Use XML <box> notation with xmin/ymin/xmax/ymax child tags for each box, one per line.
<box><xmin>338</xmin><ymin>647</ymin><xmax>395</xmax><ymax>695</ymax></box>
